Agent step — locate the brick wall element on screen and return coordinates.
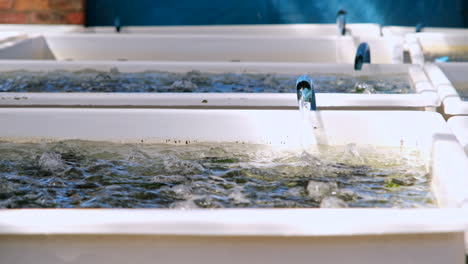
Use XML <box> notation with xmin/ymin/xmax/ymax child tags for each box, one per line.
<box><xmin>0</xmin><ymin>0</ymin><xmax>84</xmax><ymax>24</ymax></box>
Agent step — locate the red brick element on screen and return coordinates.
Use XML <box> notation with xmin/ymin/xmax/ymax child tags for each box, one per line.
<box><xmin>15</xmin><ymin>0</ymin><xmax>49</xmax><ymax>11</ymax></box>
<box><xmin>0</xmin><ymin>12</ymin><xmax>28</xmax><ymax>23</ymax></box>
<box><xmin>48</xmin><ymin>0</ymin><xmax>83</xmax><ymax>11</ymax></box>
<box><xmin>65</xmin><ymin>11</ymin><xmax>83</xmax><ymax>24</ymax></box>
<box><xmin>29</xmin><ymin>11</ymin><xmax>64</xmax><ymax>24</ymax></box>
<box><xmin>0</xmin><ymin>0</ymin><xmax>13</xmax><ymax>9</ymax></box>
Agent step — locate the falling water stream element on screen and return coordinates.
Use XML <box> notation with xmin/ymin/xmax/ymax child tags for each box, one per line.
<box><xmin>298</xmin><ymin>88</ymin><xmax>312</xmax><ymax>149</ymax></box>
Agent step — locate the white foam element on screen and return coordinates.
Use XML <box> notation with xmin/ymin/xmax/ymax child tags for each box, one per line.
<box><xmin>39</xmin><ymin>151</ymin><xmax>66</xmax><ymax>172</ymax></box>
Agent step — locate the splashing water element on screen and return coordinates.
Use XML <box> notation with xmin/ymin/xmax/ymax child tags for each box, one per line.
<box><xmin>0</xmin><ymin>140</ymin><xmax>434</xmax><ymax>209</ymax></box>
<box><xmin>354</xmin><ymin>82</ymin><xmax>374</xmax><ymax>94</ymax></box>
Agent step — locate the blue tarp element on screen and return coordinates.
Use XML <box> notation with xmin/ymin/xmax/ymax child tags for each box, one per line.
<box><xmin>86</xmin><ymin>0</ymin><xmax>468</xmax><ymax>28</ymax></box>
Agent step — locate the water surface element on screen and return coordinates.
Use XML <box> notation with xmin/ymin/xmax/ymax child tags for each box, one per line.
<box><xmin>0</xmin><ymin>69</ymin><xmax>413</xmax><ymax>94</ymax></box>
<box><xmin>0</xmin><ymin>140</ymin><xmax>433</xmax><ymax>209</ymax></box>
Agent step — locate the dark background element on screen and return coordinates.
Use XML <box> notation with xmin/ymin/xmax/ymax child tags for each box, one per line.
<box><xmin>86</xmin><ymin>0</ymin><xmax>468</xmax><ymax>28</ymax></box>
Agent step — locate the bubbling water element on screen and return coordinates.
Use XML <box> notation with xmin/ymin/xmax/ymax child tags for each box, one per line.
<box><xmin>0</xmin><ymin>70</ymin><xmax>413</xmax><ymax>94</ymax></box>
<box><xmin>0</xmin><ymin>140</ymin><xmax>433</xmax><ymax>209</ymax></box>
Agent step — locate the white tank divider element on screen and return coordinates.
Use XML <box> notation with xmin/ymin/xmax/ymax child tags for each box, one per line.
<box><xmin>0</xmin><ymin>33</ymin><xmax>401</xmax><ymax>64</ymax></box>
<box><xmin>355</xmin><ymin>36</ymin><xmax>403</xmax><ymax>64</ymax></box>
<box><xmin>425</xmin><ymin>63</ymin><xmax>468</xmax><ymax>115</ymax></box>
<box><xmin>448</xmin><ymin>116</ymin><xmax>468</xmax><ymax>156</ymax></box>
<box><xmin>405</xmin><ymin>33</ymin><xmax>425</xmax><ymax>65</ymax></box>
<box><xmin>0</xmin><ymin>32</ymin><xmax>28</xmax><ymax>44</ymax></box>
<box><xmin>0</xmin><ymin>37</ymin><xmax>55</xmax><ymax>60</ymax></box>
<box><xmin>0</xmin><ymin>24</ymin><xmax>83</xmax><ymax>34</ymax></box>
<box><xmin>82</xmin><ymin>23</ymin><xmax>382</xmax><ymax>38</ymax></box>
<box><xmin>19</xmin><ymin>34</ymin><xmax>358</xmax><ymax>63</ymax></box>
<box><xmin>0</xmin><ymin>109</ymin><xmax>467</xmax><ymax>263</ymax></box>
<box><xmin>0</xmin><ymin>61</ymin><xmax>438</xmax><ymax>110</ymax></box>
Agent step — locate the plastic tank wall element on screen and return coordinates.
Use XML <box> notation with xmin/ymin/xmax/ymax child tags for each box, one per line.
<box><xmin>86</xmin><ymin>0</ymin><xmax>468</xmax><ymax>27</ymax></box>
